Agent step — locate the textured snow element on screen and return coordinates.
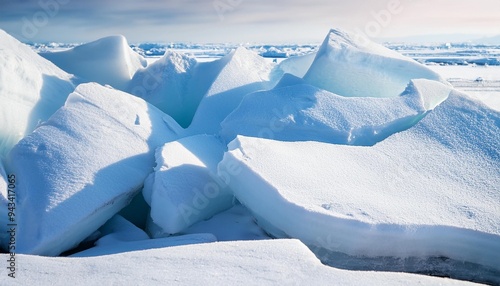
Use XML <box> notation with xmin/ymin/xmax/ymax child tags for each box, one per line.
<box><xmin>0</xmin><ymin>29</ymin><xmax>75</xmax><ymax>158</ymax></box>
<box><xmin>41</xmin><ymin>35</ymin><xmax>146</xmax><ymax>91</ymax></box>
<box><xmin>6</xmin><ymin>83</ymin><xmax>182</xmax><ymax>256</ymax></box>
<box><xmin>3</xmin><ymin>239</ymin><xmax>476</xmax><ymax>286</ymax></box>
<box><xmin>71</xmin><ymin>215</ymin><xmax>216</xmax><ymax>257</ymax></box>
<box><xmin>219</xmin><ymin>90</ymin><xmax>500</xmax><ymax>272</ymax></box>
<box><xmin>303</xmin><ymin>29</ymin><xmax>447</xmax><ymax>98</ymax></box>
<box><xmin>143</xmin><ymin>135</ymin><xmax>234</xmax><ymax>236</ymax></box>
<box><xmin>221</xmin><ymin>77</ymin><xmax>451</xmax><ymax>145</ymax></box>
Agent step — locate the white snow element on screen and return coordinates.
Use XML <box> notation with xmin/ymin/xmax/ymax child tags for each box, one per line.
<box><xmin>6</xmin><ymin>83</ymin><xmax>182</xmax><ymax>256</ymax></box>
<box><xmin>143</xmin><ymin>135</ymin><xmax>234</xmax><ymax>236</ymax></box>
<box><xmin>221</xmin><ymin>77</ymin><xmax>451</xmax><ymax>145</ymax></box>
<box><xmin>187</xmin><ymin>47</ymin><xmax>278</xmax><ymax>135</ymax></box>
<box><xmin>0</xmin><ymin>29</ymin><xmax>75</xmax><ymax>158</ymax></box>
<box><xmin>71</xmin><ymin>215</ymin><xmax>216</xmax><ymax>257</ymax></box>
<box><xmin>276</xmin><ymin>52</ymin><xmax>316</xmax><ymax>78</ymax></box>
<box><xmin>3</xmin><ymin>239</ymin><xmax>476</xmax><ymax>285</ymax></box>
<box><xmin>41</xmin><ymin>35</ymin><xmax>146</xmax><ymax>91</ymax></box>
<box><xmin>219</xmin><ymin>89</ymin><xmax>500</xmax><ymax>271</ymax></box>
<box><xmin>303</xmin><ymin>29</ymin><xmax>447</xmax><ymax>98</ymax></box>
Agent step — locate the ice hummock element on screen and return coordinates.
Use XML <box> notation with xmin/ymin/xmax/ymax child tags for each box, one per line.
<box><xmin>186</xmin><ymin>47</ymin><xmax>279</xmax><ymax>135</ymax></box>
<box><xmin>0</xmin><ymin>162</ymin><xmax>8</xmax><ymax>249</ymax></box>
<box><xmin>143</xmin><ymin>135</ymin><xmax>234</xmax><ymax>236</ymax></box>
<box><xmin>3</xmin><ymin>239</ymin><xmax>478</xmax><ymax>285</ymax></box>
<box><xmin>7</xmin><ymin>83</ymin><xmax>182</xmax><ymax>256</ymax></box>
<box><xmin>219</xmin><ymin>90</ymin><xmax>500</xmax><ymax>273</ymax></box>
<box><xmin>303</xmin><ymin>29</ymin><xmax>447</xmax><ymax>98</ymax></box>
<box><xmin>0</xmin><ymin>29</ymin><xmax>75</xmax><ymax>159</ymax></box>
<box><xmin>41</xmin><ymin>35</ymin><xmax>147</xmax><ymax>91</ymax></box>
<box><xmin>221</xmin><ymin>76</ymin><xmax>451</xmax><ymax>145</ymax></box>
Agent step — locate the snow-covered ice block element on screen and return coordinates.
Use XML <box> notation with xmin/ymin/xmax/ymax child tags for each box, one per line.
<box><xmin>303</xmin><ymin>29</ymin><xmax>447</xmax><ymax>98</ymax></box>
<box><xmin>7</xmin><ymin>82</ymin><xmax>182</xmax><ymax>256</ymax></box>
<box><xmin>276</xmin><ymin>52</ymin><xmax>316</xmax><ymax>78</ymax></box>
<box><xmin>41</xmin><ymin>35</ymin><xmax>146</xmax><ymax>91</ymax></box>
<box><xmin>144</xmin><ymin>135</ymin><xmax>234</xmax><ymax>236</ymax></box>
<box><xmin>6</xmin><ymin>239</ymin><xmax>477</xmax><ymax>285</ymax></box>
<box><xmin>128</xmin><ymin>51</ymin><xmax>199</xmax><ymax>127</ymax></box>
<box><xmin>221</xmin><ymin>78</ymin><xmax>451</xmax><ymax>145</ymax></box>
<box><xmin>187</xmin><ymin>47</ymin><xmax>278</xmax><ymax>135</ymax></box>
<box><xmin>0</xmin><ymin>29</ymin><xmax>75</xmax><ymax>158</ymax></box>
<box><xmin>71</xmin><ymin>215</ymin><xmax>216</xmax><ymax>257</ymax></box>
<box><xmin>219</xmin><ymin>91</ymin><xmax>500</xmax><ymax>271</ymax></box>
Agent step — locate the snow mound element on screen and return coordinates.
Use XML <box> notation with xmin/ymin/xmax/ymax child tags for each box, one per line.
<box><xmin>143</xmin><ymin>135</ymin><xmax>234</xmax><ymax>236</ymax></box>
<box><xmin>41</xmin><ymin>35</ymin><xmax>146</xmax><ymax>91</ymax></box>
<box><xmin>71</xmin><ymin>215</ymin><xmax>216</xmax><ymax>257</ymax></box>
<box><xmin>187</xmin><ymin>47</ymin><xmax>278</xmax><ymax>135</ymax></box>
<box><xmin>303</xmin><ymin>29</ymin><xmax>447</xmax><ymax>98</ymax></box>
<box><xmin>5</xmin><ymin>239</ymin><xmax>476</xmax><ymax>285</ymax></box>
<box><xmin>0</xmin><ymin>29</ymin><xmax>75</xmax><ymax>158</ymax></box>
<box><xmin>221</xmin><ymin>78</ymin><xmax>451</xmax><ymax>145</ymax></box>
<box><xmin>219</xmin><ymin>91</ymin><xmax>500</xmax><ymax>274</ymax></box>
<box><xmin>7</xmin><ymin>83</ymin><xmax>182</xmax><ymax>256</ymax></box>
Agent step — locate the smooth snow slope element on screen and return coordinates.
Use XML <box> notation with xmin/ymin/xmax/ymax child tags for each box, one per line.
<box><xmin>0</xmin><ymin>29</ymin><xmax>75</xmax><ymax>159</ymax></box>
<box><xmin>143</xmin><ymin>135</ymin><xmax>234</xmax><ymax>235</ymax></box>
<box><xmin>303</xmin><ymin>29</ymin><xmax>446</xmax><ymax>98</ymax></box>
<box><xmin>7</xmin><ymin>83</ymin><xmax>183</xmax><ymax>256</ymax></box>
<box><xmin>221</xmin><ymin>77</ymin><xmax>451</xmax><ymax>145</ymax></box>
<box><xmin>3</xmin><ymin>240</ymin><xmax>476</xmax><ymax>285</ymax></box>
<box><xmin>41</xmin><ymin>35</ymin><xmax>146</xmax><ymax>91</ymax></box>
<box><xmin>219</xmin><ymin>91</ymin><xmax>500</xmax><ymax>272</ymax></box>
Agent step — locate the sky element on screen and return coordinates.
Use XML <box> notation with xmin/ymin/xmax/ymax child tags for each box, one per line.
<box><xmin>0</xmin><ymin>0</ymin><xmax>499</xmax><ymax>44</ymax></box>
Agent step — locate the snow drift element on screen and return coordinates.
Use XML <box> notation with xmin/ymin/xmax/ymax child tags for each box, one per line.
<box><xmin>4</xmin><ymin>239</ymin><xmax>476</xmax><ymax>285</ymax></box>
<box><xmin>7</xmin><ymin>83</ymin><xmax>182</xmax><ymax>256</ymax></box>
<box><xmin>0</xmin><ymin>29</ymin><xmax>75</xmax><ymax>158</ymax></box>
<box><xmin>221</xmin><ymin>77</ymin><xmax>451</xmax><ymax>145</ymax></box>
<box><xmin>41</xmin><ymin>35</ymin><xmax>146</xmax><ymax>91</ymax></box>
<box><xmin>303</xmin><ymin>29</ymin><xmax>447</xmax><ymax>98</ymax></box>
<box><xmin>143</xmin><ymin>135</ymin><xmax>234</xmax><ymax>236</ymax></box>
<box><xmin>219</xmin><ymin>90</ymin><xmax>500</xmax><ymax>272</ymax></box>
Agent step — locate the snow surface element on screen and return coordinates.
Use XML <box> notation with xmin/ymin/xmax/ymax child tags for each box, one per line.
<box><xmin>143</xmin><ymin>135</ymin><xmax>234</xmax><ymax>235</ymax></box>
<box><xmin>276</xmin><ymin>52</ymin><xmax>316</xmax><ymax>78</ymax></box>
<box><xmin>0</xmin><ymin>29</ymin><xmax>75</xmax><ymax>158</ymax></box>
<box><xmin>303</xmin><ymin>29</ymin><xmax>447</xmax><ymax>98</ymax></box>
<box><xmin>6</xmin><ymin>83</ymin><xmax>182</xmax><ymax>256</ymax></box>
<box><xmin>2</xmin><ymin>239</ymin><xmax>477</xmax><ymax>285</ymax></box>
<box><xmin>71</xmin><ymin>215</ymin><xmax>216</xmax><ymax>257</ymax></box>
<box><xmin>221</xmin><ymin>77</ymin><xmax>451</xmax><ymax>145</ymax></box>
<box><xmin>219</xmin><ymin>90</ymin><xmax>500</xmax><ymax>273</ymax></box>
<box><xmin>41</xmin><ymin>35</ymin><xmax>146</xmax><ymax>91</ymax></box>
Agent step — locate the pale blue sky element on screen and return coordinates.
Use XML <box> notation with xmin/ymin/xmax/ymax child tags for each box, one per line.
<box><xmin>0</xmin><ymin>0</ymin><xmax>499</xmax><ymax>43</ymax></box>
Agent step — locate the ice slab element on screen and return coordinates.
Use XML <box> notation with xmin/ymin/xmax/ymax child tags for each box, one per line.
<box><xmin>0</xmin><ymin>162</ymin><xmax>8</xmax><ymax>249</ymax></box>
<box><xmin>219</xmin><ymin>91</ymin><xmax>500</xmax><ymax>272</ymax></box>
<box><xmin>7</xmin><ymin>83</ymin><xmax>182</xmax><ymax>256</ymax></box>
<box><xmin>41</xmin><ymin>35</ymin><xmax>146</xmax><ymax>91</ymax></box>
<box><xmin>144</xmin><ymin>135</ymin><xmax>234</xmax><ymax>235</ymax></box>
<box><xmin>187</xmin><ymin>47</ymin><xmax>278</xmax><ymax>135</ymax></box>
<box><xmin>303</xmin><ymin>29</ymin><xmax>447</xmax><ymax>98</ymax></box>
<box><xmin>0</xmin><ymin>29</ymin><xmax>75</xmax><ymax>158</ymax></box>
<box><xmin>5</xmin><ymin>239</ymin><xmax>476</xmax><ymax>285</ymax></box>
<box><xmin>221</xmin><ymin>77</ymin><xmax>451</xmax><ymax>145</ymax></box>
